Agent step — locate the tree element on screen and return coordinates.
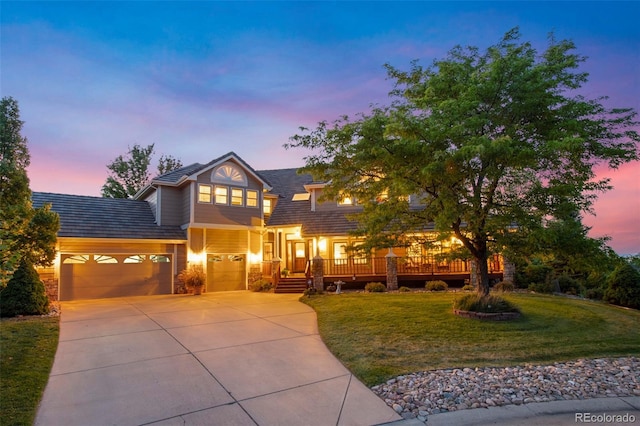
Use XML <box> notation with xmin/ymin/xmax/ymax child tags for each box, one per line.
<box><xmin>0</xmin><ymin>258</ymin><xmax>49</xmax><ymax>317</ymax></box>
<box><xmin>1</xmin><ymin>97</ymin><xmax>32</xmax><ymax>285</ymax></box>
<box><xmin>101</xmin><ymin>144</ymin><xmax>183</xmax><ymax>198</ymax></box>
<box><xmin>0</xmin><ymin>97</ymin><xmax>59</xmax><ymax>288</ymax></box>
<box><xmin>287</xmin><ymin>29</ymin><xmax>639</xmax><ymax>297</ymax></box>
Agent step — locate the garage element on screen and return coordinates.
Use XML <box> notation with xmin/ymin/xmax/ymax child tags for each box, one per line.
<box><xmin>206</xmin><ymin>254</ymin><xmax>246</xmax><ymax>292</ymax></box>
<box><xmin>60</xmin><ymin>254</ymin><xmax>173</xmax><ymax>301</ymax></box>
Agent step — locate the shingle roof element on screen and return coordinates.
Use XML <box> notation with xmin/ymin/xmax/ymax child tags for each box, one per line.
<box><xmin>32</xmin><ymin>192</ymin><xmax>186</xmax><ymax>240</ymax></box>
<box><xmin>257</xmin><ymin>168</ymin><xmax>360</xmax><ymax>236</ymax></box>
<box><xmin>153</xmin><ymin>152</ymin><xmax>271</xmax><ymax>187</ymax></box>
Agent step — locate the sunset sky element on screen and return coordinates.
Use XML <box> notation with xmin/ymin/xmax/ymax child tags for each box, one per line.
<box><xmin>2</xmin><ymin>1</ymin><xmax>638</xmax><ymax>254</ymax></box>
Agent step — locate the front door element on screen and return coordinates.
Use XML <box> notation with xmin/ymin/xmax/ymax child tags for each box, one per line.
<box><xmin>289</xmin><ymin>241</ymin><xmax>307</xmax><ymax>273</ymax></box>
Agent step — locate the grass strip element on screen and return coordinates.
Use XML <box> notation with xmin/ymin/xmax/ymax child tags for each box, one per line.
<box><xmin>302</xmin><ymin>292</ymin><xmax>640</xmax><ymax>387</ymax></box>
<box><xmin>1</xmin><ymin>316</ymin><xmax>59</xmax><ymax>426</ymax></box>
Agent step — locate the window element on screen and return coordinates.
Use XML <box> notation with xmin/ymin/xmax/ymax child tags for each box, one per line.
<box><xmin>246</xmin><ymin>190</ymin><xmax>258</xmax><ymax>207</ymax></box>
<box><xmin>63</xmin><ymin>255</ymin><xmax>90</xmax><ymax>264</ymax></box>
<box><xmin>292</xmin><ymin>193</ymin><xmax>310</xmax><ymax>201</ymax></box>
<box><xmin>338</xmin><ymin>194</ymin><xmax>355</xmax><ymax>206</ymax></box>
<box><xmin>211</xmin><ymin>163</ymin><xmax>247</xmax><ymax>185</ymax></box>
<box><xmin>333</xmin><ymin>242</ymin><xmax>347</xmax><ymax>264</ymax></box>
<box><xmin>198</xmin><ymin>184</ymin><xmax>212</xmax><ymax>203</ymax></box>
<box><xmin>263</xmin><ymin>198</ymin><xmax>272</xmax><ymax>214</ymax></box>
<box><xmin>231</xmin><ymin>188</ymin><xmax>244</xmax><ymax>206</ymax></box>
<box><xmin>150</xmin><ymin>255</ymin><xmax>170</xmax><ymax>263</ymax></box>
<box><xmin>94</xmin><ymin>255</ymin><xmax>118</xmax><ymax>264</ymax></box>
<box><xmin>263</xmin><ymin>242</ymin><xmax>273</xmax><ymax>260</ymax></box>
<box><xmin>124</xmin><ymin>255</ymin><xmax>146</xmax><ymax>263</ymax></box>
<box><xmin>215</xmin><ymin>186</ymin><xmax>228</xmax><ymax>204</ymax></box>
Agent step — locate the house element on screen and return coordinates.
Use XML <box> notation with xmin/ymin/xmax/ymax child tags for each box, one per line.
<box><xmin>33</xmin><ymin>152</ymin><xmax>503</xmax><ymax>301</ymax></box>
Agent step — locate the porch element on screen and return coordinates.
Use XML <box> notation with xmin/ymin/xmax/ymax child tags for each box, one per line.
<box><xmin>260</xmin><ymin>254</ymin><xmax>504</xmax><ymax>292</ymax></box>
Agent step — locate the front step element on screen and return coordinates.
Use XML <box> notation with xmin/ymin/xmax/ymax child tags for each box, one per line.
<box><xmin>275</xmin><ymin>278</ymin><xmax>308</xmax><ymax>294</ymax></box>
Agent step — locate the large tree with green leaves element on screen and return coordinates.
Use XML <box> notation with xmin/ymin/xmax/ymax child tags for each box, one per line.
<box><xmin>0</xmin><ymin>97</ymin><xmax>59</xmax><ymax>287</ymax></box>
<box><xmin>101</xmin><ymin>144</ymin><xmax>183</xmax><ymax>198</ymax></box>
<box><xmin>287</xmin><ymin>29</ymin><xmax>639</xmax><ymax>296</ymax></box>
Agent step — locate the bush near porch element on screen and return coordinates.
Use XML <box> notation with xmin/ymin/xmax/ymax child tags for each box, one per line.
<box><xmin>301</xmin><ymin>292</ymin><xmax>640</xmax><ymax>387</ymax></box>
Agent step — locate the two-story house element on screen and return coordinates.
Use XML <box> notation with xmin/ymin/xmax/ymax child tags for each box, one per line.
<box><xmin>33</xmin><ymin>152</ymin><xmax>503</xmax><ymax>301</ymax></box>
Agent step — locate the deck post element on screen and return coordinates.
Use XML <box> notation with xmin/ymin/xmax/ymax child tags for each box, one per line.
<box><xmin>469</xmin><ymin>259</ymin><xmax>478</xmax><ymax>288</ymax></box>
<box><xmin>312</xmin><ymin>255</ymin><xmax>324</xmax><ymax>292</ymax></box>
<box><xmin>385</xmin><ymin>249</ymin><xmax>398</xmax><ymax>291</ymax></box>
<box><xmin>272</xmin><ymin>258</ymin><xmax>281</xmax><ymax>287</ymax></box>
<box><xmin>503</xmin><ymin>257</ymin><xmax>515</xmax><ymax>283</ymax></box>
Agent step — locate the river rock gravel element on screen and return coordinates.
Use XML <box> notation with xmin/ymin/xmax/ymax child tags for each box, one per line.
<box><xmin>371</xmin><ymin>357</ymin><xmax>640</xmax><ymax>422</ymax></box>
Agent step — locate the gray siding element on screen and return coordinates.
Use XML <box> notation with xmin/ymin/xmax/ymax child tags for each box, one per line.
<box><xmin>145</xmin><ymin>190</ymin><xmax>158</xmax><ymax>221</ymax></box>
<box><xmin>158</xmin><ymin>186</ymin><xmax>184</xmax><ymax>226</ymax></box>
<box><xmin>192</xmin><ymin>169</ymin><xmax>263</xmax><ymax>226</ymax></box>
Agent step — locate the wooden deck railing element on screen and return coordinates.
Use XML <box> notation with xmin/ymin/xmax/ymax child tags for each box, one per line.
<box><xmin>321</xmin><ymin>254</ymin><xmax>503</xmax><ymax>277</ymax></box>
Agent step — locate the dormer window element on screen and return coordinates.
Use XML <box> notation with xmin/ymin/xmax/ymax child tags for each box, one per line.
<box><xmin>211</xmin><ymin>163</ymin><xmax>247</xmax><ymax>186</ymax></box>
<box><xmin>338</xmin><ymin>194</ymin><xmax>355</xmax><ymax>206</ymax></box>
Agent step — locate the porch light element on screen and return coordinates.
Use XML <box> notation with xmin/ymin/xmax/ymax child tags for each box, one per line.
<box><xmin>188</xmin><ymin>252</ymin><xmax>204</xmax><ymax>264</ymax></box>
<box><xmin>318</xmin><ymin>238</ymin><xmax>327</xmax><ymax>252</ymax></box>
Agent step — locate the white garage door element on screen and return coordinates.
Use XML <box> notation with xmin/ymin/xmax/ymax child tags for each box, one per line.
<box><xmin>206</xmin><ymin>254</ymin><xmax>246</xmax><ymax>292</ymax></box>
<box><xmin>60</xmin><ymin>254</ymin><xmax>172</xmax><ymax>301</ymax></box>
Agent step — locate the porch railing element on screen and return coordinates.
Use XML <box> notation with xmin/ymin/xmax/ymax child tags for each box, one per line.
<box><xmin>321</xmin><ymin>254</ymin><xmax>503</xmax><ymax>277</ymax></box>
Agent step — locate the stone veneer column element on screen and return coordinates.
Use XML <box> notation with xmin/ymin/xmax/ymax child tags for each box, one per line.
<box><xmin>503</xmin><ymin>257</ymin><xmax>515</xmax><ymax>283</ymax></box>
<box><xmin>271</xmin><ymin>258</ymin><xmax>281</xmax><ymax>285</ymax></box>
<box><xmin>469</xmin><ymin>259</ymin><xmax>478</xmax><ymax>288</ymax></box>
<box><xmin>385</xmin><ymin>250</ymin><xmax>398</xmax><ymax>291</ymax></box>
<box><xmin>312</xmin><ymin>255</ymin><xmax>324</xmax><ymax>292</ymax></box>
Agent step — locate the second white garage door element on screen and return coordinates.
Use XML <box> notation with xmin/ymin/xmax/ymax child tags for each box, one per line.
<box><xmin>206</xmin><ymin>254</ymin><xmax>246</xmax><ymax>292</ymax></box>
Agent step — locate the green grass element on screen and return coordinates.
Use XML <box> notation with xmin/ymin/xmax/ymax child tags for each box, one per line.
<box><xmin>1</xmin><ymin>316</ymin><xmax>59</xmax><ymax>426</ymax></box>
<box><xmin>302</xmin><ymin>292</ymin><xmax>640</xmax><ymax>387</ymax></box>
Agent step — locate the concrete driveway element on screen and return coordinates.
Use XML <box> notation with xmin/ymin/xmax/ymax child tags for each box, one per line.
<box><xmin>35</xmin><ymin>291</ymin><xmax>402</xmax><ymax>426</ymax></box>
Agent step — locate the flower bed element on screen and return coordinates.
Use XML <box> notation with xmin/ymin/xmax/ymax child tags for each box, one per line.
<box><xmin>453</xmin><ymin>308</ymin><xmax>521</xmax><ymax>320</ymax></box>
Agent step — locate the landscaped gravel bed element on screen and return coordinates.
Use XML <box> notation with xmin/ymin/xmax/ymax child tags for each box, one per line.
<box><xmin>371</xmin><ymin>357</ymin><xmax>640</xmax><ymax>422</ymax></box>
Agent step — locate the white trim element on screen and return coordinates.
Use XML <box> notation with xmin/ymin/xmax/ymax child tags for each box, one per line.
<box><xmin>156</xmin><ymin>186</ymin><xmax>162</xmax><ymax>225</ymax></box>
<box><xmin>56</xmin><ymin>236</ymin><xmax>187</xmax><ymax>244</ymax></box>
<box><xmin>188</xmin><ymin>222</ymin><xmax>264</xmax><ymax>231</ymax></box>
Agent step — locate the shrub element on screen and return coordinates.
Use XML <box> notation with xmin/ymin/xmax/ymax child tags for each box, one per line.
<box><xmin>461</xmin><ymin>284</ymin><xmax>474</xmax><ymax>292</ymax></box>
<box><xmin>0</xmin><ymin>259</ymin><xmax>49</xmax><ymax>317</ymax></box>
<box><xmin>493</xmin><ymin>281</ymin><xmax>515</xmax><ymax>293</ymax></box>
<box><xmin>250</xmin><ymin>280</ymin><xmax>273</xmax><ymax>292</ymax></box>
<box><xmin>585</xmin><ymin>287</ymin><xmax>605</xmax><ymax>301</ymax></box>
<box><xmin>303</xmin><ymin>287</ymin><xmax>320</xmax><ymax>297</ymax></box>
<box><xmin>178</xmin><ymin>266</ymin><xmax>206</xmax><ymax>289</ymax></box>
<box><xmin>453</xmin><ymin>294</ymin><xmax>520</xmax><ymax>314</ymax></box>
<box><xmin>365</xmin><ymin>282</ymin><xmax>386</xmax><ymax>293</ymax></box>
<box><xmin>398</xmin><ymin>286</ymin><xmax>411</xmax><ymax>292</ymax></box>
<box><xmin>518</xmin><ymin>263</ymin><xmax>553</xmax><ymax>289</ymax></box>
<box><xmin>557</xmin><ymin>274</ymin><xmax>580</xmax><ymax>295</ymax></box>
<box><xmin>528</xmin><ymin>281</ymin><xmax>555</xmax><ymax>294</ymax></box>
<box><xmin>425</xmin><ymin>280</ymin><xmax>448</xmax><ymax>292</ymax></box>
<box><xmin>603</xmin><ymin>263</ymin><xmax>640</xmax><ymax>309</ymax></box>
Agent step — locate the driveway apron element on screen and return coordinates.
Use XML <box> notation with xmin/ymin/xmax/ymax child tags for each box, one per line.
<box><xmin>35</xmin><ymin>292</ymin><xmax>401</xmax><ymax>426</ymax></box>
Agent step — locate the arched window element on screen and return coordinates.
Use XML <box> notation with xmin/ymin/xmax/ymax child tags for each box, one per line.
<box><xmin>211</xmin><ymin>163</ymin><xmax>247</xmax><ymax>186</ymax></box>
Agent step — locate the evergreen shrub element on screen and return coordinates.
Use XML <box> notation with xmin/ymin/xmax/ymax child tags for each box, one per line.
<box><xmin>0</xmin><ymin>259</ymin><xmax>49</xmax><ymax>317</ymax></box>
<box><xmin>603</xmin><ymin>263</ymin><xmax>640</xmax><ymax>309</ymax></box>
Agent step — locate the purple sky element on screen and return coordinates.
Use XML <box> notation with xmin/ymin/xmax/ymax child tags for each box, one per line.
<box><xmin>2</xmin><ymin>1</ymin><xmax>638</xmax><ymax>254</ymax></box>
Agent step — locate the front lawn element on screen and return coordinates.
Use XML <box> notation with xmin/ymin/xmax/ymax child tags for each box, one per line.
<box><xmin>0</xmin><ymin>316</ymin><xmax>59</xmax><ymax>426</ymax></box>
<box><xmin>302</xmin><ymin>292</ymin><xmax>640</xmax><ymax>386</ymax></box>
